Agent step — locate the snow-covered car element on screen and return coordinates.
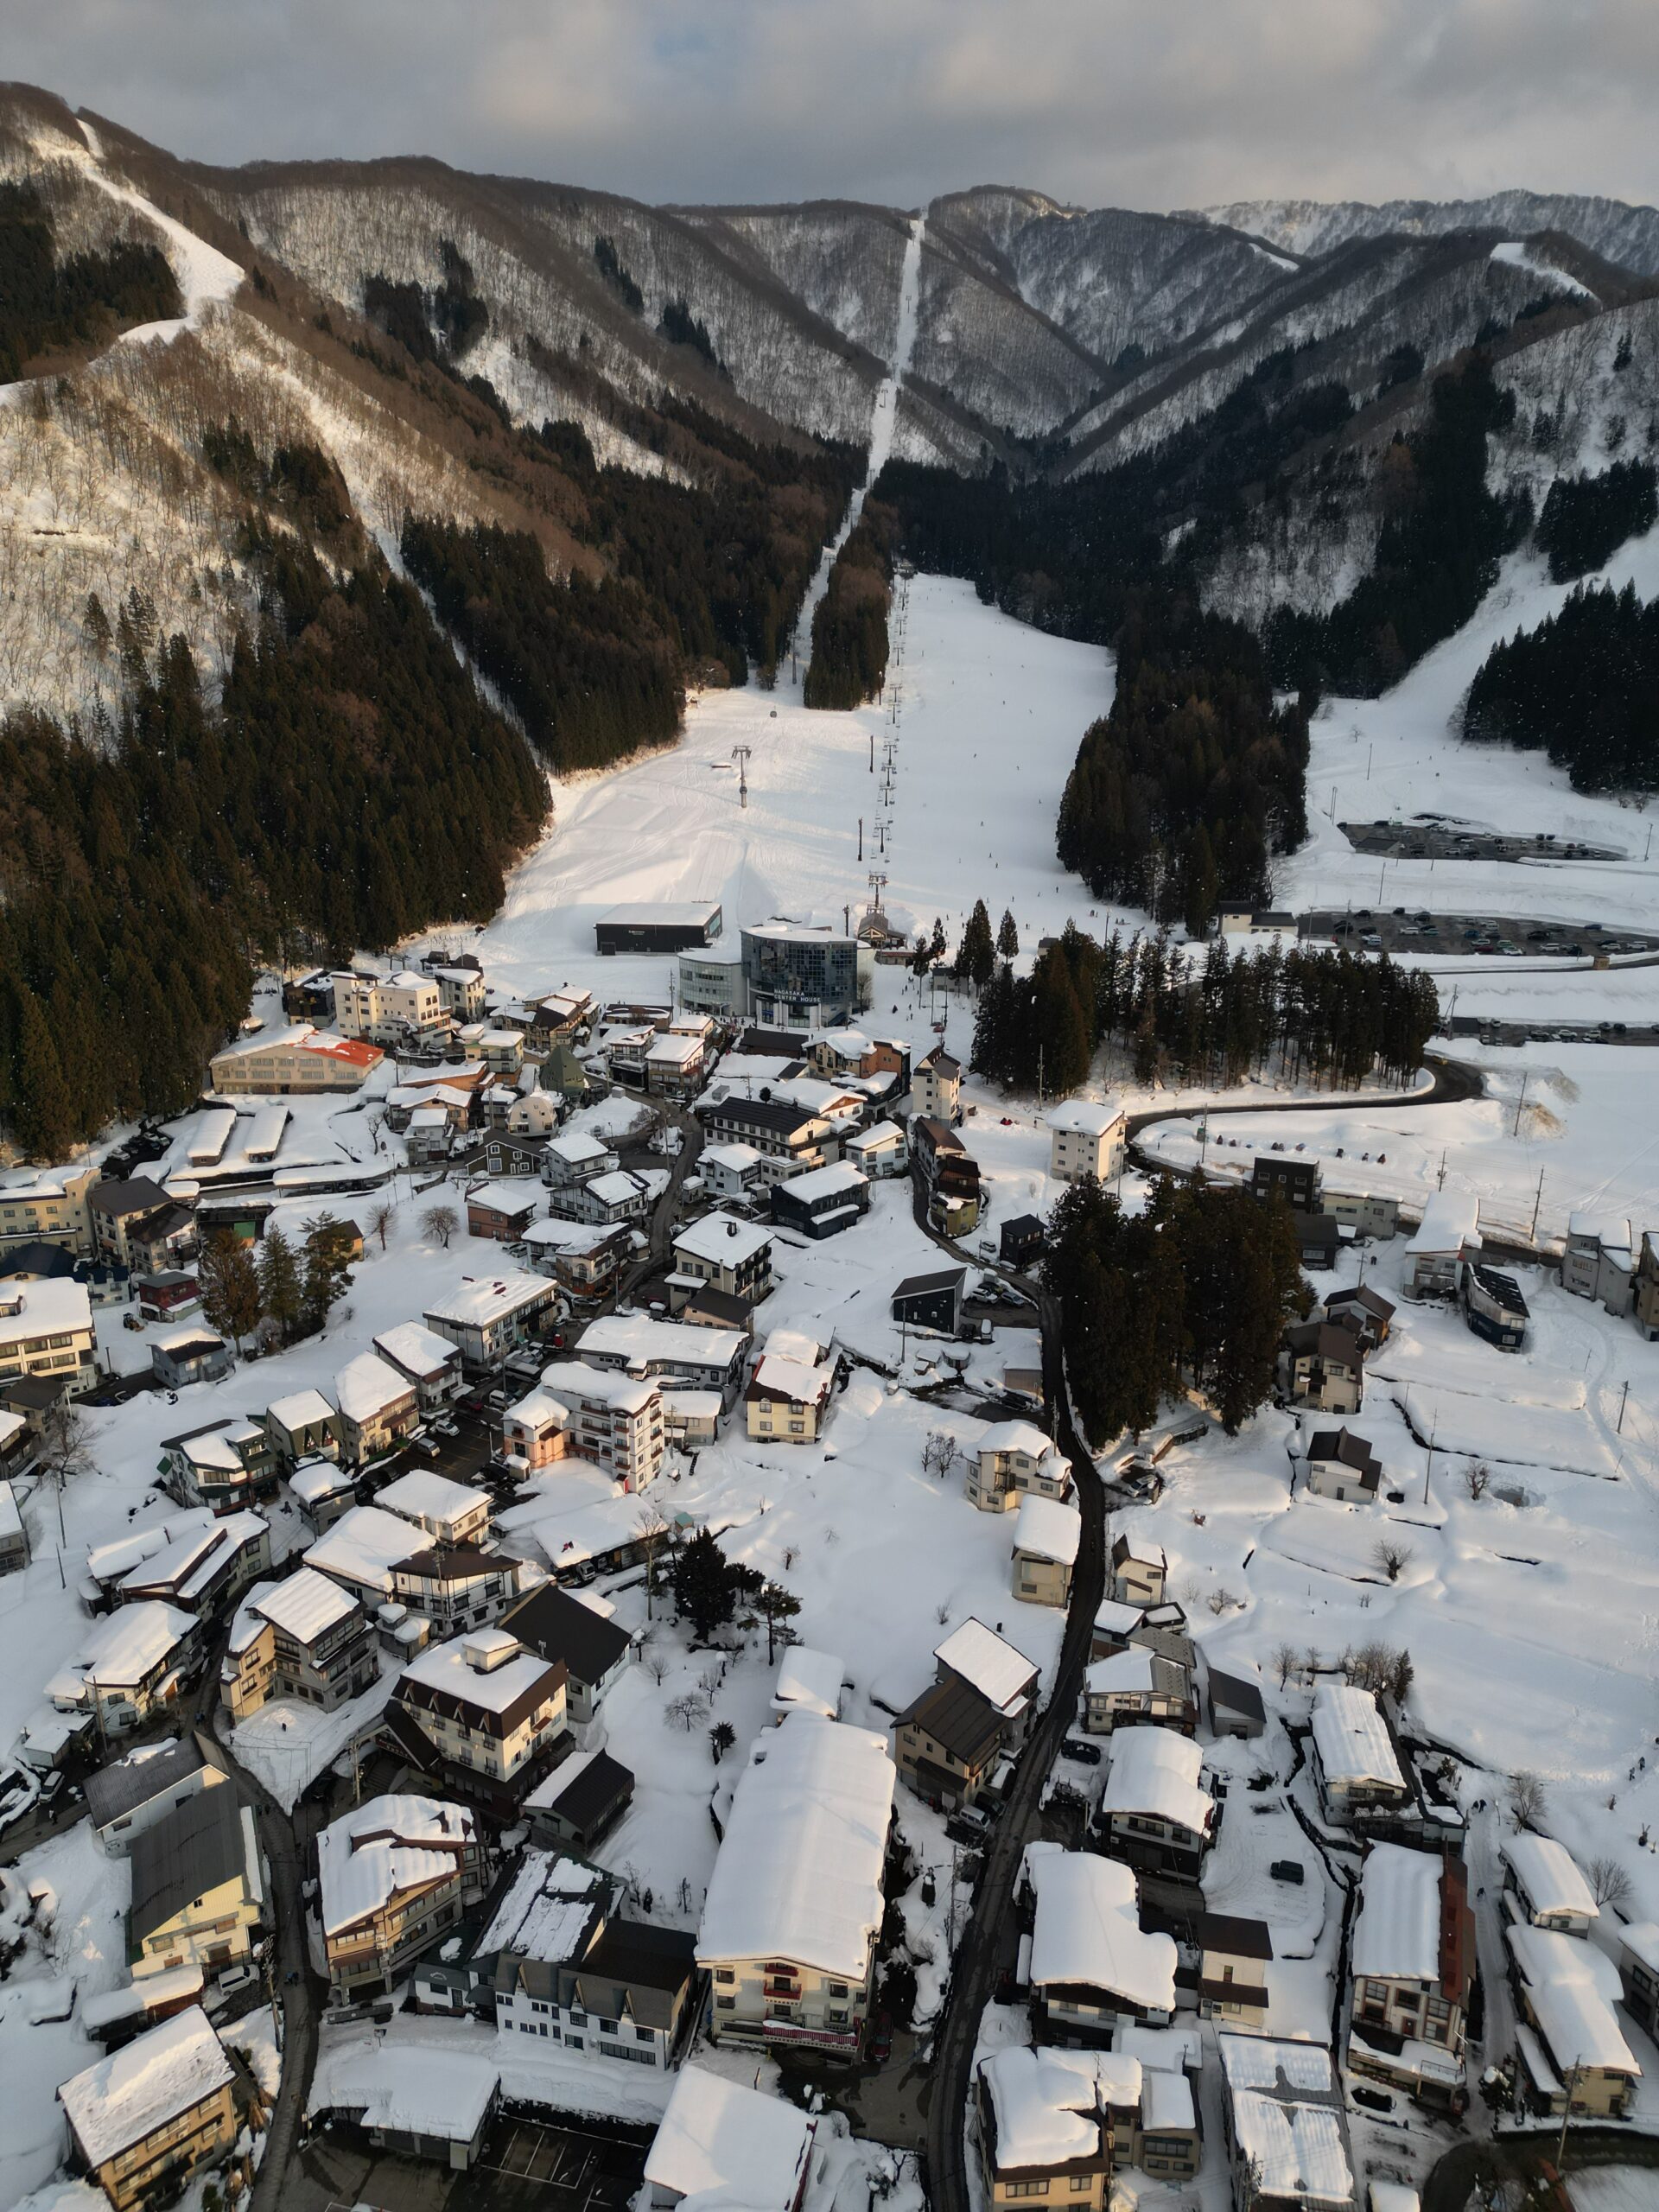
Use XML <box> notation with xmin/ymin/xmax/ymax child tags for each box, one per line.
<box><xmin>0</xmin><ymin>1764</ymin><xmax>41</xmax><ymax>1834</ymax></box>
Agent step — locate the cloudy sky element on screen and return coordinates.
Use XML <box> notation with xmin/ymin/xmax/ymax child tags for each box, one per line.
<box><xmin>12</xmin><ymin>0</ymin><xmax>1659</xmax><ymax>211</ymax></box>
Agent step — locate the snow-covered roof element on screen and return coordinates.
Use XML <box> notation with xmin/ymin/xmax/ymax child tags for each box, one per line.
<box><xmin>424</xmin><ymin>1271</ymin><xmax>552</xmax><ymax>1326</ymax></box>
<box><xmin>325</xmin><ymin>2044</ymin><xmax>499</xmax><ymax>2142</ymax></box>
<box><xmin>674</xmin><ymin>1212</ymin><xmax>772</xmax><ymax>1266</ymax></box>
<box><xmin>306</xmin><ymin>1504</ymin><xmax>428</xmax><ymax>1594</ymax></box>
<box><xmin>397</xmin><ymin>1630</ymin><xmax>559</xmax><ymax>1719</ymax></box>
<box><xmin>539</xmin><ymin>1358</ymin><xmax>660</xmax><ymax>1416</ymax></box>
<box><xmin>979</xmin><ymin>2045</ymin><xmax>1134</xmax><ymax>2171</ymax></box>
<box><xmin>778</xmin><ymin>1160</ymin><xmax>868</xmax><ymax>1204</ymax></box>
<box><xmin>772</xmin><ymin>1645</ymin><xmax>843</xmax><ymax>1719</ymax></box>
<box><xmin>317</xmin><ymin>1794</ymin><xmax>477</xmax><ymax>1934</ymax></box>
<box><xmin>87</xmin><ymin>1509</ymin><xmax>216</xmax><ymax>1587</ymax></box>
<box><xmin>1229</xmin><ymin>2093</ymin><xmax>1351</xmax><ymax>2209</ymax></box>
<box><xmin>750</xmin><ymin>1352</ymin><xmax>831</xmax><ymax>1408</ymax></box>
<box><xmin>1405</xmin><ymin>1190</ymin><xmax>1480</xmax><ymax>1255</ymax></box>
<box><xmin>119</xmin><ymin>1511</ymin><xmax>266</xmax><ymax>1603</ymax></box>
<box><xmin>1507</xmin><ymin>1923</ymin><xmax>1639</xmax><ymax>2075</ymax></box>
<box><xmin>373</xmin><ymin>1322</ymin><xmax>461</xmax><ymax>1380</ymax></box>
<box><xmin>586</xmin><ymin>1169</ymin><xmax>650</xmax><ymax>1206</ymax></box>
<box><xmin>0</xmin><ymin>1275</ymin><xmax>92</xmax><ymax>1350</ymax></box>
<box><xmin>1092</xmin><ymin>1598</ymin><xmax>1143</xmax><ymax>1637</ymax></box>
<box><xmin>847</xmin><ymin>1118</ymin><xmax>904</xmax><ymax>1150</ymax></box>
<box><xmin>645</xmin><ymin>2065</ymin><xmax>813</xmax><ymax>2211</ymax></box>
<box><xmin>1085</xmin><ymin>1647</ymin><xmax>1162</xmax><ymax>1696</ymax></box>
<box><xmin>1027</xmin><ymin>1844</ymin><xmax>1176</xmax><ymax>2011</ymax></box>
<box><xmin>935</xmin><ymin>1618</ymin><xmax>1039</xmax><ymax>1713</ymax></box>
<box><xmin>978</xmin><ymin>1420</ymin><xmax>1057</xmax><ymax>1462</ymax></box>
<box><xmin>765</xmin><ymin>1325</ymin><xmax>827</xmax><ymax>1366</ymax></box>
<box><xmin>287</xmin><ymin>1458</ymin><xmax>353</xmax><ymax>1506</ymax></box>
<box><xmin>0</xmin><ymin>1478</ymin><xmax>20</xmax><ymax>1544</ymax></box>
<box><xmin>580</xmin><ymin>1313</ymin><xmax>746</xmax><ymax>1369</ymax></box>
<box><xmin>1351</xmin><ymin>1842</ymin><xmax>1443</xmax><ymax>1984</ymax></box>
<box><xmin>1014</xmin><ymin>1493</ymin><xmax>1081</xmax><ymax>1567</ymax></box>
<box><xmin>647</xmin><ymin>1031</ymin><xmax>705</xmax><ymax>1066</ymax></box>
<box><xmin>1220</xmin><ymin>2034</ymin><xmax>1337</xmax><ymax>2094</ymax></box>
<box><xmin>229</xmin><ymin>1568</ymin><xmax>358</xmax><ymax>1656</ymax></box>
<box><xmin>1141</xmin><ymin>2069</ymin><xmax>1195</xmax><ymax>2132</ymax></box>
<box><xmin>1623</xmin><ymin>1922</ymin><xmax>1659</xmax><ymax>1977</ymax></box>
<box><xmin>267</xmin><ymin>1387</ymin><xmax>338</xmax><ymax>1432</ymax></box>
<box><xmin>475</xmin><ymin>1846</ymin><xmax>606</xmax><ymax>1961</ymax></box>
<box><xmin>1569</xmin><ymin>1211</ymin><xmax>1631</xmax><ymax>1249</ymax></box>
<box><xmin>1101</xmin><ymin>1731</ymin><xmax>1213</xmax><ymax>1834</ymax></box>
<box><xmin>1502</xmin><ymin>1834</ymin><xmax>1599</xmax><ymax>1923</ymax></box>
<box><xmin>48</xmin><ymin>1602</ymin><xmax>195</xmax><ymax>1700</ymax></box>
<box><xmin>702</xmin><ymin>1141</ymin><xmax>766</xmax><ymax>1172</ymax></box>
<box><xmin>1311</xmin><ymin>1683</ymin><xmax>1405</xmax><ymax>1792</ymax></box>
<box><xmin>696</xmin><ymin>1713</ymin><xmax>895</xmax><ymax>1978</ymax></box>
<box><xmin>79</xmin><ymin>1965</ymin><xmax>205</xmax><ymax>2031</ymax></box>
<box><xmin>58</xmin><ymin>2005</ymin><xmax>233</xmax><ymax>2166</ymax></box>
<box><xmin>151</xmin><ymin>1323</ymin><xmax>227</xmax><ymax>1357</ymax></box>
<box><xmin>334</xmin><ymin>1352</ymin><xmax>417</xmax><ymax>1426</ymax></box>
<box><xmin>1046</xmin><ymin>1096</ymin><xmax>1124</xmax><ymax>1135</ymax></box>
<box><xmin>377</xmin><ymin>1467</ymin><xmax>490</xmax><ymax>1530</ymax></box>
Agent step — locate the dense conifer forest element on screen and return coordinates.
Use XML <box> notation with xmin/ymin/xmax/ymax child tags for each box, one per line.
<box><xmin>970</xmin><ymin>924</ymin><xmax>1439</xmax><ymax>1096</ymax></box>
<box><xmin>804</xmin><ymin>504</ymin><xmax>896</xmax><ymax>709</ymax></box>
<box><xmin>1535</xmin><ymin>459</ymin><xmax>1657</xmax><ymax>583</ymax></box>
<box><xmin>1463</xmin><ymin>579</ymin><xmax>1659</xmax><ymax>791</ymax></box>
<box><xmin>1045</xmin><ymin>1173</ymin><xmax>1307</xmax><ymax>1441</ymax></box>
<box><xmin>0</xmin><ymin>540</ymin><xmax>549</xmax><ymax>1154</ymax></box>
<box><xmin>0</xmin><ymin>180</ymin><xmax>182</xmax><ymax>378</ymax></box>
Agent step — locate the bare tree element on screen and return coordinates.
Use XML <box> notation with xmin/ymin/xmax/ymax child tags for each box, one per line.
<box><xmin>1373</xmin><ymin>1535</ymin><xmax>1414</xmax><ymax>1583</ymax></box>
<box><xmin>1463</xmin><ymin>1461</ymin><xmax>1491</xmax><ymax>1501</ymax></box>
<box><xmin>635</xmin><ymin>1501</ymin><xmax>671</xmax><ymax>1621</ymax></box>
<box><xmin>1587</xmin><ymin>1854</ymin><xmax>1632</xmax><ymax>1909</ymax></box>
<box><xmin>921</xmin><ymin>1429</ymin><xmax>960</xmax><ymax>1481</ymax></box>
<box><xmin>664</xmin><ymin>1691</ymin><xmax>710</xmax><ymax>1732</ymax></box>
<box><xmin>366</xmin><ymin>1200</ymin><xmax>396</xmax><ymax>1253</ymax></box>
<box><xmin>1208</xmin><ymin>1586</ymin><xmax>1238</xmax><ymax>1617</ymax></box>
<box><xmin>420</xmin><ymin>1203</ymin><xmax>459</xmax><ymax>1249</ymax></box>
<box><xmin>1510</xmin><ymin>1770</ymin><xmax>1547</xmax><ymax>1829</ymax></box>
<box><xmin>1273</xmin><ymin>1642</ymin><xmax>1299</xmax><ymax>1690</ymax></box>
<box><xmin>35</xmin><ymin>1402</ymin><xmax>94</xmax><ymax>1541</ymax></box>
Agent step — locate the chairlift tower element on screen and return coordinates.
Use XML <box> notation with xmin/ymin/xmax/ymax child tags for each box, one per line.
<box><xmin>731</xmin><ymin>744</ymin><xmax>753</xmax><ymax>808</ymax></box>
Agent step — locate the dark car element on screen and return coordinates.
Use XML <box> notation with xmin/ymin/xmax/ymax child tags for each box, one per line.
<box><xmin>1269</xmin><ymin>1859</ymin><xmax>1306</xmax><ymax>1885</ymax></box>
<box><xmin>1352</xmin><ymin>2085</ymin><xmax>1394</xmax><ymax>2113</ymax></box>
<box><xmin>868</xmin><ymin>2012</ymin><xmax>893</xmax><ymax>2063</ymax></box>
<box><xmin>1062</xmin><ymin>1737</ymin><xmax>1103</xmax><ymax>1766</ymax></box>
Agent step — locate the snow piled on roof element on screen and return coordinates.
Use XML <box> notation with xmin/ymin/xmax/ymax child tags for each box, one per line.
<box><xmin>373</xmin><ymin>1322</ymin><xmax>461</xmax><ymax>1379</ymax></box>
<box><xmin>750</xmin><ymin>1352</ymin><xmax>830</xmax><ymax>1408</ymax></box>
<box><xmin>1101</xmin><ymin>1731</ymin><xmax>1214</xmax><ymax>1834</ymax></box>
<box><xmin>228</xmin><ymin>1567</ymin><xmax>357</xmax><ymax>1655</ymax></box>
<box><xmin>934</xmin><ymin>1618</ymin><xmax>1038</xmax><ymax>1713</ymax></box>
<box><xmin>376</xmin><ymin>1467</ymin><xmax>489</xmax><ymax>1528</ymax></box>
<box><xmin>334</xmin><ymin>1352</ymin><xmax>416</xmax><ymax>1425</ymax></box>
<box><xmin>267</xmin><ymin>1387</ymin><xmax>338</xmax><ymax>1431</ymax></box>
<box><xmin>1229</xmin><ymin>2094</ymin><xmax>1351</xmax><ymax>2209</ymax></box>
<box><xmin>305</xmin><ymin>1505</ymin><xmax>427</xmax><ymax>1593</ymax></box>
<box><xmin>644</xmin><ymin>2064</ymin><xmax>812</xmax><ymax>2210</ymax></box>
<box><xmin>58</xmin><ymin>2004</ymin><xmax>232</xmax><ymax>2166</ymax></box>
<box><xmin>47</xmin><ymin>1602</ymin><xmax>194</xmax><ymax>1699</ymax></box>
<box><xmin>1507</xmin><ymin>1923</ymin><xmax>1640</xmax><ymax>2075</ymax></box>
<box><xmin>1046</xmin><ymin>1096</ymin><xmax>1124</xmax><ymax>1135</ymax></box>
<box><xmin>476</xmin><ymin>1847</ymin><xmax>606</xmax><ymax>1961</ymax></box>
<box><xmin>696</xmin><ymin>1713</ymin><xmax>894</xmax><ymax>1978</ymax></box>
<box><xmin>1405</xmin><ymin>1190</ymin><xmax>1480</xmax><ymax>1255</ymax></box>
<box><xmin>1026</xmin><ymin>1844</ymin><xmax>1175</xmax><ymax>2011</ymax></box>
<box><xmin>772</xmin><ymin>1644</ymin><xmax>843</xmax><ymax>1719</ymax></box>
<box><xmin>1502</xmin><ymin>1833</ymin><xmax>1599</xmax><ymax>1923</ymax></box>
<box><xmin>1351</xmin><ymin>1841</ymin><xmax>1442</xmax><ymax>1984</ymax></box>
<box><xmin>1311</xmin><ymin>1682</ymin><xmax>1405</xmax><ymax>1792</ymax></box>
<box><xmin>673</xmin><ymin>1212</ymin><xmax>772</xmax><ymax>1265</ymax></box>
<box><xmin>1013</xmin><ymin>1493</ymin><xmax>1081</xmax><ymax>1567</ymax></box>
<box><xmin>325</xmin><ymin>2042</ymin><xmax>499</xmax><ymax>2140</ymax></box>
<box><xmin>980</xmin><ymin>2044</ymin><xmax>1134</xmax><ymax>2170</ymax></box>
<box><xmin>316</xmin><ymin>1793</ymin><xmax>475</xmax><ymax>1935</ymax></box>
<box><xmin>977</xmin><ymin>1420</ymin><xmax>1056</xmax><ymax>1461</ymax></box>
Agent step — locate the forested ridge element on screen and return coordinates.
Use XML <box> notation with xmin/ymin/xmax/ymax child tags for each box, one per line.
<box><xmin>0</xmin><ymin>537</ymin><xmax>549</xmax><ymax>1155</ymax></box>
<box><xmin>970</xmin><ymin>923</ymin><xmax>1438</xmax><ymax>1097</ymax></box>
<box><xmin>804</xmin><ymin>503</ymin><xmax>896</xmax><ymax>709</ymax></box>
<box><xmin>0</xmin><ymin>178</ymin><xmax>182</xmax><ymax>380</ymax></box>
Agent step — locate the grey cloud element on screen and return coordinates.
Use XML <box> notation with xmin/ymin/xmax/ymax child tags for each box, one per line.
<box><xmin>9</xmin><ymin>0</ymin><xmax>1657</xmax><ymax>213</ymax></box>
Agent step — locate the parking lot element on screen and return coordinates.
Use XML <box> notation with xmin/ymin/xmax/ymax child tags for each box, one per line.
<box><xmin>1303</xmin><ymin>907</ymin><xmax>1656</xmax><ymax>958</ymax></box>
<box><xmin>1340</xmin><ymin>818</ymin><xmax>1627</xmax><ymax>862</ymax></box>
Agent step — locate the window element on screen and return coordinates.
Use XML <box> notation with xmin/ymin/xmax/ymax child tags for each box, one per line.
<box><xmin>1004</xmin><ymin>2185</ymin><xmax>1048</xmax><ymax>2201</ymax></box>
<box><xmin>1070</xmin><ymin>2179</ymin><xmax>1092</xmax><ymax>2195</ymax></box>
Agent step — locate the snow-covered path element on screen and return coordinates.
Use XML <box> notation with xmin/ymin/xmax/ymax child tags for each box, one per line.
<box><xmin>786</xmin><ymin>208</ymin><xmax>927</xmax><ymax>680</ymax></box>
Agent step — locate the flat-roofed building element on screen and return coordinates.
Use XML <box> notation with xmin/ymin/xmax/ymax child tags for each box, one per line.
<box><xmin>1047</xmin><ymin>1096</ymin><xmax>1127</xmax><ymax>1185</ymax></box>
<box><xmin>423</xmin><ymin>1271</ymin><xmax>560</xmax><ymax>1369</ymax></box>
<box><xmin>377</xmin><ymin>1468</ymin><xmax>492</xmax><ymax>1548</ymax></box>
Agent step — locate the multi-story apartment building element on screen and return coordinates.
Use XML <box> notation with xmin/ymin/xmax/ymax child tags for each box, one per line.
<box><xmin>59</xmin><ymin>2007</ymin><xmax>238</xmax><ymax>2212</ymax></box>
<box><xmin>333</xmin><ymin>969</ymin><xmax>448</xmax><ymax>1046</ymax></box>
<box><xmin>129</xmin><ymin>1785</ymin><xmax>264</xmax><ymax>1980</ymax></box>
<box><xmin>220</xmin><ymin>1569</ymin><xmax>378</xmax><ymax>1723</ymax></box>
<box><xmin>0</xmin><ymin>1274</ymin><xmax>99</xmax><ymax>1399</ymax></box>
<box><xmin>1046</xmin><ymin>1096</ymin><xmax>1127</xmax><ymax>1185</ymax></box>
<box><xmin>697</xmin><ymin>1713</ymin><xmax>894</xmax><ymax>2058</ymax></box>
<box><xmin>670</xmin><ymin>1213</ymin><xmax>774</xmax><ymax>1305</ymax></box>
<box><xmin>333</xmin><ymin>1352</ymin><xmax>420</xmax><ymax>1465</ymax></box>
<box><xmin>377</xmin><ymin>1468</ymin><xmax>493</xmax><ymax>1548</ymax></box>
<box><xmin>0</xmin><ymin>1165</ymin><xmax>98</xmax><ymax>1254</ymax></box>
<box><xmin>912</xmin><ymin>1046</ymin><xmax>962</xmax><ymax>1123</ymax></box>
<box><xmin>422</xmin><ymin>1271</ymin><xmax>560</xmax><ymax>1369</ymax></box>
<box><xmin>507</xmin><ymin>1363</ymin><xmax>666</xmax><ymax>1490</ymax></box>
<box><xmin>47</xmin><ymin>1601</ymin><xmax>200</xmax><ymax>1738</ymax></box>
<box><xmin>390</xmin><ymin>1542</ymin><xmax>524</xmax><ymax>1638</ymax></box>
<box><xmin>385</xmin><ymin>1628</ymin><xmax>570</xmax><ymax>1819</ymax></box>
<box><xmin>316</xmin><ymin>1793</ymin><xmax>483</xmax><ymax>2001</ymax></box>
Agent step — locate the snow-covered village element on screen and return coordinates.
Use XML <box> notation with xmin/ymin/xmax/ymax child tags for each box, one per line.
<box><xmin>6</xmin><ymin>17</ymin><xmax>1659</xmax><ymax>2212</ymax></box>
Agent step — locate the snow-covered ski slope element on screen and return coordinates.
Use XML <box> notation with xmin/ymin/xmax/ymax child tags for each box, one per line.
<box><xmin>786</xmin><ymin>210</ymin><xmax>927</xmax><ymax>677</ymax></box>
<box><xmin>473</xmin><ymin>570</ymin><xmax>1111</xmax><ymax>1005</ymax></box>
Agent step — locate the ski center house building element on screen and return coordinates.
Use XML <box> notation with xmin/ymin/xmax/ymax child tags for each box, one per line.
<box><xmin>594</xmin><ymin>900</ymin><xmax>723</xmax><ymax>955</ymax></box>
<box><xmin>697</xmin><ymin>1711</ymin><xmax>896</xmax><ymax>2057</ymax></box>
<box><xmin>741</xmin><ymin>918</ymin><xmax>869</xmax><ymax>1030</ymax></box>
<box><xmin>208</xmin><ymin>1023</ymin><xmax>384</xmax><ymax>1095</ymax></box>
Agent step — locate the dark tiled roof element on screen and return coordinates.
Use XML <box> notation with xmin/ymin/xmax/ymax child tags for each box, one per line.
<box><xmin>90</xmin><ymin>1177</ymin><xmax>172</xmax><ymax>1217</ymax></box>
<box><xmin>1196</xmin><ymin>1912</ymin><xmax>1274</xmax><ymax>1961</ymax></box>
<box><xmin>0</xmin><ymin>1241</ymin><xmax>78</xmax><ymax>1281</ymax></box>
<box><xmin>505</xmin><ymin>1583</ymin><xmax>632</xmax><ymax>1686</ymax></box>
<box><xmin>893</xmin><ymin>1268</ymin><xmax>967</xmax><ymax>1301</ymax></box>
<box><xmin>1206</xmin><ymin>1668</ymin><xmax>1266</xmax><ymax>1720</ymax></box>
<box><xmin>541</xmin><ymin>1747</ymin><xmax>634</xmax><ymax>1834</ymax></box>
<box><xmin>897</xmin><ymin>1674</ymin><xmax>1005</xmax><ymax>1769</ymax></box>
<box><xmin>129</xmin><ymin>1780</ymin><xmax>249</xmax><ymax>1939</ymax></box>
<box><xmin>85</xmin><ymin>1735</ymin><xmax>219</xmax><ymax>1830</ymax></box>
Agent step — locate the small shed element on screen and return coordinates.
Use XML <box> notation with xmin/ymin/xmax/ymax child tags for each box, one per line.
<box><xmin>1207</xmin><ymin>1667</ymin><xmax>1266</xmax><ymax>1739</ymax></box>
<box><xmin>891</xmin><ymin>1267</ymin><xmax>968</xmax><ymax>1337</ymax></box>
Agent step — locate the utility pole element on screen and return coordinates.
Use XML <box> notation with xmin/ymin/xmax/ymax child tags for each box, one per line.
<box><xmin>1556</xmin><ymin>2058</ymin><xmax>1583</xmax><ymax>2173</ymax></box>
<box><xmin>1618</xmin><ymin>1379</ymin><xmax>1630</xmax><ymax>1434</ymax></box>
<box><xmin>1512</xmin><ymin>1070</ymin><xmax>1529</xmax><ymax>1137</ymax></box>
<box><xmin>731</xmin><ymin>744</ymin><xmax>752</xmax><ymax>808</ymax></box>
<box><xmin>1529</xmin><ymin>1168</ymin><xmax>1545</xmax><ymax>1243</ymax></box>
<box><xmin>1423</xmin><ymin>1420</ymin><xmax>1437</xmax><ymax>1508</ymax></box>
<box><xmin>857</xmin><ymin>817</ymin><xmax>863</xmax><ymax>863</ymax></box>
<box><xmin>869</xmin><ymin>729</ymin><xmax>874</xmax><ymax>772</ymax></box>
<box><xmin>1437</xmin><ymin>1148</ymin><xmax>1447</xmax><ymax>1191</ymax></box>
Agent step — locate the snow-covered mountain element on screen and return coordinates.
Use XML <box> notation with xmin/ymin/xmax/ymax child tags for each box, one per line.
<box><xmin>1192</xmin><ymin>190</ymin><xmax>1659</xmax><ymax>277</ymax></box>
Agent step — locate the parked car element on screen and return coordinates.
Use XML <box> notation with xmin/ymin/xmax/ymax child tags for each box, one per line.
<box><xmin>1062</xmin><ymin>1737</ymin><xmax>1103</xmax><ymax>1766</ymax></box>
<box><xmin>1269</xmin><ymin>1859</ymin><xmax>1306</xmax><ymax>1885</ymax></box>
<box><xmin>215</xmin><ymin>1963</ymin><xmax>259</xmax><ymax>1999</ymax></box>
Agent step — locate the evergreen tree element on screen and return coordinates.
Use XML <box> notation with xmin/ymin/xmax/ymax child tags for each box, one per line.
<box><xmin>671</xmin><ymin>1529</ymin><xmax>762</xmax><ymax>1641</ymax></box>
<box><xmin>997</xmin><ymin>908</ymin><xmax>1019</xmax><ymax>960</ymax></box>
<box><xmin>755</xmin><ymin>1580</ymin><xmax>803</xmax><ymax>1664</ymax></box>
<box><xmin>257</xmin><ymin>1224</ymin><xmax>304</xmax><ymax>1343</ymax></box>
<box><xmin>957</xmin><ymin>899</ymin><xmax>996</xmax><ymax>988</ymax></box>
<box><xmin>301</xmin><ymin>1212</ymin><xmax>357</xmax><ymax>1333</ymax></box>
<box><xmin>11</xmin><ymin>988</ymin><xmax>74</xmax><ymax>1160</ymax></box>
<box><xmin>199</xmin><ymin>1230</ymin><xmax>261</xmax><ymax>1347</ymax></box>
